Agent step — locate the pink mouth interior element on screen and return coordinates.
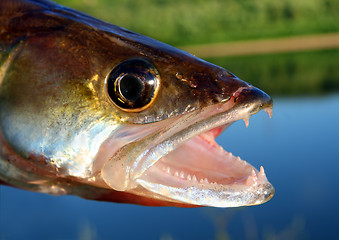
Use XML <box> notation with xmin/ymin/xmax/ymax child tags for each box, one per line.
<box><xmin>144</xmin><ymin>126</ymin><xmax>268</xmax><ymax>189</ymax></box>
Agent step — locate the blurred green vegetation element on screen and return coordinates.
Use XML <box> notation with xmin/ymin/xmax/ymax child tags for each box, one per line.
<box><xmin>208</xmin><ymin>49</ymin><xmax>339</xmax><ymax>96</ymax></box>
<box><xmin>53</xmin><ymin>0</ymin><xmax>339</xmax><ymax>96</ymax></box>
<box><xmin>55</xmin><ymin>0</ymin><xmax>339</xmax><ymax>46</ymax></box>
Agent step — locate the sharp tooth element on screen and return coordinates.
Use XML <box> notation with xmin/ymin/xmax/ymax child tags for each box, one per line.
<box><xmin>180</xmin><ymin>171</ymin><xmax>184</xmax><ymax>178</ymax></box>
<box><xmin>259</xmin><ymin>166</ymin><xmax>264</xmax><ymax>174</ymax></box>
<box><xmin>204</xmin><ymin>178</ymin><xmax>209</xmax><ymax>184</ymax></box>
<box><xmin>243</xmin><ymin>116</ymin><xmax>250</xmax><ymax>128</ymax></box>
<box><xmin>265</xmin><ymin>107</ymin><xmax>273</xmax><ymax>119</ymax></box>
<box><xmin>166</xmin><ymin>167</ymin><xmax>170</xmax><ymax>174</ymax></box>
<box><xmin>258</xmin><ymin>166</ymin><xmax>268</xmax><ymax>181</ymax></box>
<box><xmin>200</xmin><ymin>179</ymin><xmax>204</xmax><ymax>184</ymax></box>
<box><xmin>187</xmin><ymin>175</ymin><xmax>191</xmax><ymax>181</ymax></box>
<box><xmin>251</xmin><ymin>169</ymin><xmax>257</xmax><ymax>177</ymax></box>
<box><xmin>192</xmin><ymin>175</ymin><xmax>197</xmax><ymax>182</ymax></box>
<box><xmin>246</xmin><ymin>175</ymin><xmax>257</xmax><ymax>186</ymax></box>
<box><xmin>174</xmin><ymin>171</ymin><xmax>179</xmax><ymax>177</ymax></box>
<box><xmin>236</xmin><ymin>156</ymin><xmax>241</xmax><ymax>161</ymax></box>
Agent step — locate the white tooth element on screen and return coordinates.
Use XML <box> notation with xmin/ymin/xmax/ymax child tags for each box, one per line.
<box><xmin>258</xmin><ymin>166</ymin><xmax>268</xmax><ymax>181</ymax></box>
<box><xmin>246</xmin><ymin>175</ymin><xmax>257</xmax><ymax>186</ymax></box>
<box><xmin>204</xmin><ymin>178</ymin><xmax>209</xmax><ymax>184</ymax></box>
<box><xmin>175</xmin><ymin>171</ymin><xmax>179</xmax><ymax>177</ymax></box>
<box><xmin>246</xmin><ymin>169</ymin><xmax>258</xmax><ymax>185</ymax></box>
<box><xmin>180</xmin><ymin>171</ymin><xmax>184</xmax><ymax>178</ymax></box>
<box><xmin>251</xmin><ymin>169</ymin><xmax>257</xmax><ymax>177</ymax></box>
<box><xmin>187</xmin><ymin>175</ymin><xmax>191</xmax><ymax>181</ymax></box>
<box><xmin>166</xmin><ymin>167</ymin><xmax>171</xmax><ymax>174</ymax></box>
<box><xmin>265</xmin><ymin>107</ymin><xmax>273</xmax><ymax>119</ymax></box>
<box><xmin>260</xmin><ymin>166</ymin><xmax>264</xmax><ymax>174</ymax></box>
<box><xmin>243</xmin><ymin>117</ymin><xmax>250</xmax><ymax>128</ymax></box>
<box><xmin>236</xmin><ymin>156</ymin><xmax>241</xmax><ymax>161</ymax></box>
<box><xmin>200</xmin><ymin>179</ymin><xmax>204</xmax><ymax>184</ymax></box>
<box><xmin>192</xmin><ymin>175</ymin><xmax>197</xmax><ymax>182</ymax></box>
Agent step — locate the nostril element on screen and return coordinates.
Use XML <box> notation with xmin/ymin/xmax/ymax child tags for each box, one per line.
<box><xmin>218</xmin><ymin>69</ymin><xmax>236</xmax><ymax>79</ymax></box>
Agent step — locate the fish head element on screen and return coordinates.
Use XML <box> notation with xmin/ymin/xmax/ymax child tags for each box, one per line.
<box><xmin>93</xmin><ymin>30</ymin><xmax>274</xmax><ymax>207</ymax></box>
<box><xmin>0</xmin><ymin>1</ymin><xmax>274</xmax><ymax>207</ymax></box>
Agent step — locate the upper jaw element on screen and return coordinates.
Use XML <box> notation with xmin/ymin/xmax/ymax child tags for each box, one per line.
<box><xmin>101</xmin><ymin>86</ymin><xmax>273</xmax><ymax>207</ymax></box>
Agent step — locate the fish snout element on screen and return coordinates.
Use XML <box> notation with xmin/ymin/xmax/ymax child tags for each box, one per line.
<box><xmin>232</xmin><ymin>85</ymin><xmax>273</xmax><ymax>116</ymax></box>
<box><xmin>185</xmin><ymin>65</ymin><xmax>271</xmax><ymax>110</ymax></box>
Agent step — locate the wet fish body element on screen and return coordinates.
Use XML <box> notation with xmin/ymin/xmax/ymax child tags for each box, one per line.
<box><xmin>0</xmin><ymin>0</ymin><xmax>274</xmax><ymax>207</ymax></box>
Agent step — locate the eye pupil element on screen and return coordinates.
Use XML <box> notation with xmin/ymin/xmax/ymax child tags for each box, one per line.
<box><xmin>119</xmin><ymin>75</ymin><xmax>144</xmax><ymax>102</ymax></box>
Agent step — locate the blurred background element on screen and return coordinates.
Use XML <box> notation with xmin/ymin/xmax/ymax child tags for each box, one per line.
<box><xmin>1</xmin><ymin>0</ymin><xmax>338</xmax><ymax>239</ymax></box>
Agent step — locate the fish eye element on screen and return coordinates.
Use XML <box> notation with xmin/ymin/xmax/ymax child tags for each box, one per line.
<box><xmin>106</xmin><ymin>59</ymin><xmax>160</xmax><ymax>112</ymax></box>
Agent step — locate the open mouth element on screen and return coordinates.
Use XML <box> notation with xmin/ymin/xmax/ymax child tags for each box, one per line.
<box><xmin>101</xmin><ymin>86</ymin><xmax>274</xmax><ymax>207</ymax></box>
<box><xmin>136</xmin><ymin>123</ymin><xmax>274</xmax><ymax>207</ymax></box>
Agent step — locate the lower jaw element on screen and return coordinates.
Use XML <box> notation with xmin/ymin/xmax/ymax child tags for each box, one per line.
<box><xmin>136</xmin><ymin>176</ymin><xmax>274</xmax><ymax>207</ymax></box>
<box><xmin>133</xmin><ymin>126</ymin><xmax>274</xmax><ymax>207</ymax></box>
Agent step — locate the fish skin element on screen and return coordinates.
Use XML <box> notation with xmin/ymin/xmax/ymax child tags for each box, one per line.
<box><xmin>0</xmin><ymin>0</ymin><xmax>273</xmax><ymax>207</ymax></box>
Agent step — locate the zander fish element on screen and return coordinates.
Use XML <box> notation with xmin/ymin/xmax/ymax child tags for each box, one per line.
<box><xmin>0</xmin><ymin>0</ymin><xmax>274</xmax><ymax>207</ymax></box>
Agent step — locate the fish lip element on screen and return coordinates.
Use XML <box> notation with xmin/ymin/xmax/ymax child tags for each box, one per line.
<box><xmin>233</xmin><ymin>86</ymin><xmax>273</xmax><ymax>114</ymax></box>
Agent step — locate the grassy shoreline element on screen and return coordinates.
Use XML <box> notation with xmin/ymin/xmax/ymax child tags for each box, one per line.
<box><xmin>56</xmin><ymin>0</ymin><xmax>339</xmax><ymax>46</ymax></box>
<box><xmin>180</xmin><ymin>33</ymin><xmax>339</xmax><ymax>58</ymax></box>
<box><xmin>207</xmin><ymin>49</ymin><xmax>339</xmax><ymax>96</ymax></box>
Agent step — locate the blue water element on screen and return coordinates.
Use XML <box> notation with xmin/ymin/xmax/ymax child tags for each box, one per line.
<box><xmin>1</xmin><ymin>95</ymin><xmax>339</xmax><ymax>240</ymax></box>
